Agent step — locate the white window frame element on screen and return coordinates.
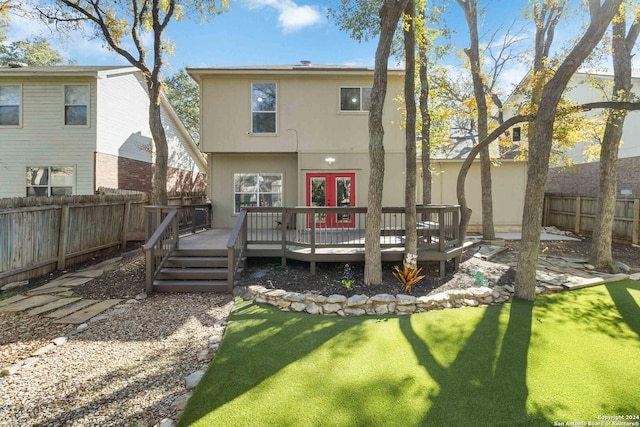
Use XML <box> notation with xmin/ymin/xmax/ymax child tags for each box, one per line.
<box><xmin>26</xmin><ymin>166</ymin><xmax>75</xmax><ymax>197</ymax></box>
<box><xmin>0</xmin><ymin>84</ymin><xmax>22</xmax><ymax>127</ymax></box>
<box><xmin>339</xmin><ymin>86</ymin><xmax>372</xmax><ymax>113</ymax></box>
<box><xmin>64</xmin><ymin>84</ymin><xmax>90</xmax><ymax>126</ymax></box>
<box><xmin>233</xmin><ymin>172</ymin><xmax>283</xmax><ymax>214</ymax></box>
<box><xmin>250</xmin><ymin>82</ymin><xmax>277</xmax><ymax>135</ymax></box>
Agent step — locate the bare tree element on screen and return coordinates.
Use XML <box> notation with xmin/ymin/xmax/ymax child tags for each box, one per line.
<box><xmin>454</xmin><ymin>0</ymin><xmax>495</xmax><ymax>240</ymax></box>
<box><xmin>590</xmin><ymin>4</ymin><xmax>640</xmax><ymax>271</ymax></box>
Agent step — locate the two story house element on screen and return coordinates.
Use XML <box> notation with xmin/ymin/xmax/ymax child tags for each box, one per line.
<box><xmin>188</xmin><ymin>63</ymin><xmax>406</xmax><ymax>228</ymax></box>
<box><xmin>0</xmin><ymin>65</ymin><xmax>206</xmax><ymax>198</ymax></box>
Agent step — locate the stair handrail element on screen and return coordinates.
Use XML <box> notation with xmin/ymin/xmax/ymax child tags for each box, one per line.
<box><xmin>226</xmin><ymin>209</ymin><xmax>248</xmax><ymax>292</ymax></box>
<box><xmin>143</xmin><ymin>208</ymin><xmax>179</xmax><ymax>293</ymax></box>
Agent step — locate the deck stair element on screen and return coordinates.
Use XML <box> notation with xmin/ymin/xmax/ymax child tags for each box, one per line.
<box><xmin>153</xmin><ymin>248</ymin><xmax>244</xmax><ymax>293</ymax></box>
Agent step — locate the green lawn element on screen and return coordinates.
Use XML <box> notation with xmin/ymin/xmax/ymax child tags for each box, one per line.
<box><xmin>178</xmin><ymin>280</ymin><xmax>640</xmax><ymax>427</ymax></box>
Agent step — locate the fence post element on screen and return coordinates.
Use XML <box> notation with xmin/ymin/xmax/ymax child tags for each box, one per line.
<box><xmin>633</xmin><ymin>199</ymin><xmax>639</xmax><ymax>245</ymax></box>
<box><xmin>57</xmin><ymin>204</ymin><xmax>70</xmax><ymax>270</ymax></box>
<box><xmin>543</xmin><ymin>195</ymin><xmax>550</xmax><ymax>227</ymax></box>
<box><xmin>121</xmin><ymin>201</ymin><xmax>131</xmax><ymax>250</ymax></box>
<box><xmin>575</xmin><ymin>197</ymin><xmax>581</xmax><ymax>235</ymax></box>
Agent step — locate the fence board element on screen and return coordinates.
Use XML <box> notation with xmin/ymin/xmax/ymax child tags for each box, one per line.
<box><xmin>0</xmin><ymin>192</ymin><xmax>206</xmax><ymax>285</ymax></box>
<box><xmin>544</xmin><ymin>194</ymin><xmax>639</xmax><ymax>243</ymax></box>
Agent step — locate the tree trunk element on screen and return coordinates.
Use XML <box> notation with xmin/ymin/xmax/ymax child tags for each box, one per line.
<box><xmin>404</xmin><ymin>0</ymin><xmax>417</xmax><ymax>257</ymax></box>
<box><xmin>514</xmin><ymin>0</ymin><xmax>623</xmax><ymax>301</ymax></box>
<box><xmin>456</xmin><ymin>0</ymin><xmax>495</xmax><ymax>240</ymax></box>
<box><xmin>365</xmin><ymin>0</ymin><xmax>409</xmax><ymax>286</ymax></box>
<box><xmin>148</xmin><ymin>87</ymin><xmax>169</xmax><ymax>205</ymax></box>
<box><xmin>419</xmin><ymin>13</ymin><xmax>432</xmax><ymax>206</ymax></box>
<box><xmin>591</xmin><ymin>10</ymin><xmax>639</xmax><ymax>272</ymax></box>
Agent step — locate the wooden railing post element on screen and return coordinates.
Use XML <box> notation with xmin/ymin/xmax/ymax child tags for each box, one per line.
<box><xmin>281</xmin><ymin>208</ymin><xmax>287</xmax><ymax>266</ymax></box>
<box><xmin>575</xmin><ymin>197</ymin><xmax>581</xmax><ymax>235</ymax></box>
<box><xmin>57</xmin><ymin>204</ymin><xmax>70</xmax><ymax>270</ymax></box>
<box><xmin>543</xmin><ymin>195</ymin><xmax>550</xmax><ymax>227</ymax></box>
<box><xmin>633</xmin><ymin>199</ymin><xmax>639</xmax><ymax>245</ymax></box>
<box><xmin>438</xmin><ymin>209</ymin><xmax>445</xmax><ymax>252</ymax></box>
<box><xmin>310</xmin><ymin>209</ymin><xmax>317</xmax><ymax>275</ymax></box>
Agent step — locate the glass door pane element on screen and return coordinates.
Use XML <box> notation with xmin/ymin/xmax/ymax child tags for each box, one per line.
<box><xmin>335</xmin><ymin>176</ymin><xmax>352</xmax><ymax>223</ymax></box>
<box><xmin>310</xmin><ymin>177</ymin><xmax>326</xmax><ymax>224</ymax></box>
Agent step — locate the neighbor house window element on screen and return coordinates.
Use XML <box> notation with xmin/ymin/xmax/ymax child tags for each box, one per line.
<box><xmin>234</xmin><ymin>173</ymin><xmax>282</xmax><ymax>213</ymax></box>
<box><xmin>64</xmin><ymin>85</ymin><xmax>89</xmax><ymax>126</ymax></box>
<box><xmin>340</xmin><ymin>87</ymin><xmax>372</xmax><ymax>112</ymax></box>
<box><xmin>251</xmin><ymin>82</ymin><xmax>276</xmax><ymax>134</ymax></box>
<box><xmin>26</xmin><ymin>166</ymin><xmax>74</xmax><ymax>196</ymax></box>
<box><xmin>0</xmin><ymin>85</ymin><xmax>21</xmax><ymax>126</ymax></box>
<box><xmin>512</xmin><ymin>126</ymin><xmax>521</xmax><ymax>142</ymax></box>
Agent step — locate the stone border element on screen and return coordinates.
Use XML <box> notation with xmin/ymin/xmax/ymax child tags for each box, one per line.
<box><xmin>233</xmin><ymin>285</ymin><xmax>517</xmax><ymax>316</ymax></box>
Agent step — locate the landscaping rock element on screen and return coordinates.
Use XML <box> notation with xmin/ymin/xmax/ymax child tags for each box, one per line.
<box><xmin>326</xmin><ymin>294</ymin><xmax>347</xmax><ymax>304</ymax></box>
<box><xmin>209</xmin><ymin>334</ymin><xmax>223</xmax><ymax>345</ymax></box>
<box><xmin>614</xmin><ymin>261</ymin><xmax>631</xmax><ymax>273</ymax></box>
<box><xmin>170</xmin><ymin>392</ymin><xmax>192</xmax><ymax>411</ymax></box>
<box><xmin>346</xmin><ymin>295</ymin><xmax>367</xmax><ymax>307</ymax></box>
<box><xmin>158</xmin><ymin>418</ymin><xmax>176</xmax><ymax>427</ymax></box>
<box><xmin>630</xmin><ymin>273</ymin><xmax>640</xmax><ymax>281</ymax></box>
<box><xmin>52</xmin><ymin>337</ymin><xmax>67</xmax><ymax>346</ymax></box>
<box><xmin>185</xmin><ymin>370</ymin><xmax>205</xmax><ymax>390</ymax></box>
<box><xmin>291</xmin><ymin>302</ymin><xmax>307</xmax><ymax>312</ymax></box>
<box><xmin>1</xmin><ymin>280</ymin><xmax>29</xmax><ymax>291</ymax></box>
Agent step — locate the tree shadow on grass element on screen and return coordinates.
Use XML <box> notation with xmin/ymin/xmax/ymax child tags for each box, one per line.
<box><xmin>400</xmin><ymin>300</ymin><xmax>549</xmax><ymax>426</ymax></box>
<box><xmin>177</xmin><ymin>299</ymin><xmax>368</xmax><ymax>427</ymax></box>
<box><xmin>606</xmin><ymin>280</ymin><xmax>640</xmax><ymax>339</ymax></box>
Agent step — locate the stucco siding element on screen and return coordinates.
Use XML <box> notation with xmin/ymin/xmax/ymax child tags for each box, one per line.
<box><xmin>209</xmin><ymin>153</ymin><xmax>298</xmax><ymax>228</ymax></box>
<box><xmin>199</xmin><ymin>73</ymin><xmax>404</xmax><ymax>154</ymax></box>
<box><xmin>95</xmin><ymin>73</ymin><xmax>153</xmax><ymax>163</ymax></box>
<box><xmin>0</xmin><ymin>77</ymin><xmax>97</xmax><ymax>197</ymax></box>
<box><xmin>420</xmin><ymin>161</ymin><xmax>527</xmax><ymax>232</ymax></box>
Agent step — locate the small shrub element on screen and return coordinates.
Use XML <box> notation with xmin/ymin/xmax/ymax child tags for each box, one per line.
<box><xmin>342</xmin><ymin>264</ymin><xmax>354</xmax><ymax>288</ymax></box>
<box><xmin>392</xmin><ymin>254</ymin><xmax>425</xmax><ymax>293</ymax></box>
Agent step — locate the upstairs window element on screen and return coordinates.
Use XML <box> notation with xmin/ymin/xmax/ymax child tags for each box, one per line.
<box><xmin>234</xmin><ymin>173</ymin><xmax>283</xmax><ymax>213</ymax></box>
<box><xmin>26</xmin><ymin>166</ymin><xmax>74</xmax><ymax>196</ymax></box>
<box><xmin>251</xmin><ymin>82</ymin><xmax>277</xmax><ymax>134</ymax></box>
<box><xmin>0</xmin><ymin>85</ymin><xmax>21</xmax><ymax>126</ymax></box>
<box><xmin>64</xmin><ymin>85</ymin><xmax>89</xmax><ymax>126</ymax></box>
<box><xmin>340</xmin><ymin>87</ymin><xmax>372</xmax><ymax>112</ymax></box>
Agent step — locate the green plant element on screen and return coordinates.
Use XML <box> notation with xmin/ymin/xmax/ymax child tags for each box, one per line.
<box><xmin>341</xmin><ymin>264</ymin><xmax>354</xmax><ymax>288</ymax></box>
<box><xmin>392</xmin><ymin>260</ymin><xmax>426</xmax><ymax>293</ymax></box>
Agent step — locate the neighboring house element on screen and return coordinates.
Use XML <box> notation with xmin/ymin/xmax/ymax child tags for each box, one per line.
<box><xmin>0</xmin><ymin>65</ymin><xmax>206</xmax><ymax>198</ymax></box>
<box><xmin>188</xmin><ymin>62</ymin><xmax>406</xmax><ymax>229</ymax></box>
<box><xmin>421</xmin><ymin>135</ymin><xmax>528</xmax><ymax>232</ymax></box>
<box><xmin>505</xmin><ymin>70</ymin><xmax>640</xmax><ymax>197</ymax></box>
<box><xmin>546</xmin><ymin>70</ymin><xmax>640</xmax><ymax>197</ymax></box>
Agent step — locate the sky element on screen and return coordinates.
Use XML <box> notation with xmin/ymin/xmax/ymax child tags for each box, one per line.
<box><xmin>3</xmin><ymin>0</ymin><xmax>596</xmax><ymax>91</ymax></box>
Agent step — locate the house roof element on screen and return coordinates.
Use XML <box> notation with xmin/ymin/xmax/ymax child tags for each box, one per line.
<box><xmin>0</xmin><ymin>65</ymin><xmax>138</xmax><ymax>78</ymax></box>
<box><xmin>187</xmin><ymin>62</ymin><xmax>404</xmax><ymax>82</ymax></box>
<box><xmin>426</xmin><ymin>134</ymin><xmax>520</xmax><ymax>161</ymax></box>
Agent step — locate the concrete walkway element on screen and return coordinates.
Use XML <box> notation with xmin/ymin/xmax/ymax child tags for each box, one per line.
<box><xmin>0</xmin><ymin>256</ymin><xmax>126</xmax><ymax>324</ymax></box>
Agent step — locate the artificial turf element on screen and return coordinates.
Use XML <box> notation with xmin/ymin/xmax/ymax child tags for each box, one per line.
<box><xmin>177</xmin><ymin>280</ymin><xmax>640</xmax><ymax>427</ymax></box>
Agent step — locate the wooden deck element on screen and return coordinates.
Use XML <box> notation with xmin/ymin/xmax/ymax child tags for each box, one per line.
<box><xmin>145</xmin><ymin>205</ymin><xmax>466</xmax><ymax>293</ymax></box>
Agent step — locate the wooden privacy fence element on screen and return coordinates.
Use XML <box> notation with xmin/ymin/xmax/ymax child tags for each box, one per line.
<box><xmin>0</xmin><ymin>192</ymin><xmax>206</xmax><ymax>286</ymax></box>
<box><xmin>543</xmin><ymin>194</ymin><xmax>640</xmax><ymax>244</ymax></box>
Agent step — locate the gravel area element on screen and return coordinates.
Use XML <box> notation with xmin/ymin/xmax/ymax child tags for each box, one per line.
<box><xmin>1</xmin><ymin>293</ymin><xmax>233</xmax><ymax>426</ymax></box>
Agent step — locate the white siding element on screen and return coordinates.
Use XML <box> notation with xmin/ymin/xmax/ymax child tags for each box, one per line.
<box><xmin>161</xmin><ymin>100</ymin><xmax>204</xmax><ymax>174</ymax></box>
<box><xmin>0</xmin><ymin>77</ymin><xmax>97</xmax><ymax>197</ymax></box>
<box><xmin>95</xmin><ymin>72</ymin><xmax>153</xmax><ymax>163</ymax></box>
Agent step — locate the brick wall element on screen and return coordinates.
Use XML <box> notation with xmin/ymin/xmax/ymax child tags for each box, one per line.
<box><xmin>95</xmin><ymin>152</ymin><xmax>206</xmax><ymax>193</ymax></box>
<box><xmin>546</xmin><ymin>155</ymin><xmax>640</xmax><ymax>197</ymax></box>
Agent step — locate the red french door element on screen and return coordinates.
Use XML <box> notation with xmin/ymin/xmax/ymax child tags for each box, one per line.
<box><xmin>306</xmin><ymin>172</ymin><xmax>356</xmax><ymax>228</ymax></box>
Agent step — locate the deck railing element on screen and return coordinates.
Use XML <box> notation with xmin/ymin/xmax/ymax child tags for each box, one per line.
<box><xmin>244</xmin><ymin>205</ymin><xmax>460</xmax><ymax>252</ymax></box>
<box><xmin>145</xmin><ymin>203</ymin><xmax>212</xmax><ymax>240</ymax></box>
<box><xmin>143</xmin><ymin>209</ymin><xmax>179</xmax><ymax>293</ymax></box>
<box><xmin>226</xmin><ymin>210</ymin><xmax>248</xmax><ymax>292</ymax></box>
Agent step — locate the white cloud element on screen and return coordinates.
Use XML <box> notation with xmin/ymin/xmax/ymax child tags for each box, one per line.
<box><xmin>245</xmin><ymin>0</ymin><xmax>325</xmax><ymax>33</ymax></box>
